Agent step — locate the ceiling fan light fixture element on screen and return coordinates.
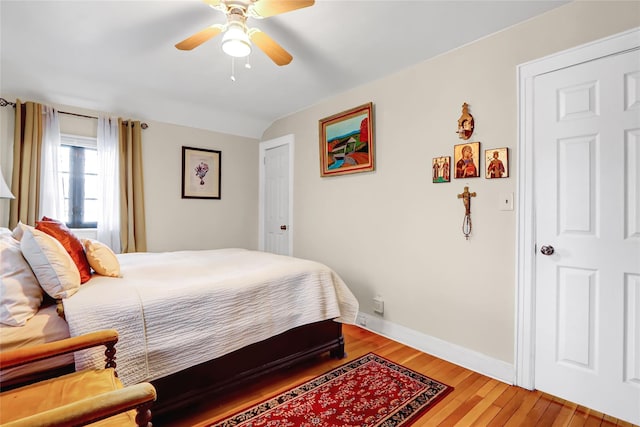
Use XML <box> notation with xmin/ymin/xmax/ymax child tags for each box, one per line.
<box><xmin>222</xmin><ymin>23</ymin><xmax>251</xmax><ymax>57</ymax></box>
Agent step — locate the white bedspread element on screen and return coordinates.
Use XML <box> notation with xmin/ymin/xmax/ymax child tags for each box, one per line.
<box><xmin>63</xmin><ymin>248</ymin><xmax>358</xmax><ymax>386</ymax></box>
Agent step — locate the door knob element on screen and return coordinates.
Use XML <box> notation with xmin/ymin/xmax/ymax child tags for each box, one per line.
<box><xmin>280</xmin><ymin>225</ymin><xmax>287</xmax><ymax>230</ymax></box>
<box><xmin>540</xmin><ymin>245</ymin><xmax>555</xmax><ymax>256</ymax></box>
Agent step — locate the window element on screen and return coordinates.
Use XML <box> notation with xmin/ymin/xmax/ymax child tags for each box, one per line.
<box><xmin>59</xmin><ymin>135</ymin><xmax>98</xmax><ymax>228</ymax></box>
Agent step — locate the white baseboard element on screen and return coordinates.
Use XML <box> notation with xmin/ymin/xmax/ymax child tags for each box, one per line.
<box><xmin>355</xmin><ymin>312</ymin><xmax>515</xmax><ymax>385</ymax></box>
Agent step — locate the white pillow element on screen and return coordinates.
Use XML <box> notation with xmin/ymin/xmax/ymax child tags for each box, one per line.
<box><xmin>82</xmin><ymin>239</ymin><xmax>121</xmax><ymax>277</ymax></box>
<box><xmin>20</xmin><ymin>227</ymin><xmax>81</xmax><ymax>299</ymax></box>
<box><xmin>11</xmin><ymin>222</ymin><xmax>33</xmax><ymax>241</ymax></box>
<box><xmin>0</xmin><ymin>234</ymin><xmax>44</xmax><ymax>326</ymax></box>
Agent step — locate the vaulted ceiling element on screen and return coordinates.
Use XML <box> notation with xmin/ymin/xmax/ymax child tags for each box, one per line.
<box><xmin>0</xmin><ymin>0</ymin><xmax>568</xmax><ymax>138</ymax></box>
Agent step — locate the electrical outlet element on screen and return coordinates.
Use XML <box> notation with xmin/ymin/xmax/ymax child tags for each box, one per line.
<box><xmin>358</xmin><ymin>315</ymin><xmax>367</xmax><ymax>326</ymax></box>
<box><xmin>373</xmin><ymin>296</ymin><xmax>384</xmax><ymax>314</ymax></box>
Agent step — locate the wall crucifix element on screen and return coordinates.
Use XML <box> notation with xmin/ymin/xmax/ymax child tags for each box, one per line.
<box><xmin>457</xmin><ymin>186</ymin><xmax>476</xmax><ymax>240</ymax></box>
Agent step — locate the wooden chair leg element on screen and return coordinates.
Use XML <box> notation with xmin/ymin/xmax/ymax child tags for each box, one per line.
<box><xmin>135</xmin><ymin>402</ymin><xmax>154</xmax><ymax>427</ymax></box>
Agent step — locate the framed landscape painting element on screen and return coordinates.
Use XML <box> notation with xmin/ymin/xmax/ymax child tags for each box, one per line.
<box><xmin>319</xmin><ymin>102</ymin><xmax>374</xmax><ymax>177</ymax></box>
<box><xmin>182</xmin><ymin>146</ymin><xmax>221</xmax><ymax>199</ymax></box>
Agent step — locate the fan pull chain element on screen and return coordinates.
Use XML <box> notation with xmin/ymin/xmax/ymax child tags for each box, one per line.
<box><xmin>230</xmin><ymin>56</ymin><xmax>251</xmax><ymax>81</ymax></box>
<box><xmin>230</xmin><ymin>58</ymin><xmax>236</xmax><ymax>82</ymax></box>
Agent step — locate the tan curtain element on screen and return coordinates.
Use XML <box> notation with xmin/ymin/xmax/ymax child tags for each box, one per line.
<box><xmin>118</xmin><ymin>119</ymin><xmax>147</xmax><ymax>253</ymax></box>
<box><xmin>9</xmin><ymin>100</ymin><xmax>43</xmax><ymax>229</ymax></box>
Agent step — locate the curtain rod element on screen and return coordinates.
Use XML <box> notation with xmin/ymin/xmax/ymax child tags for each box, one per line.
<box><xmin>0</xmin><ymin>97</ymin><xmax>148</xmax><ymax>129</ymax></box>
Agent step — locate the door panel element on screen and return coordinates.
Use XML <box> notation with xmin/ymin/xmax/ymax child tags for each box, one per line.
<box><xmin>556</xmin><ymin>267</ymin><xmax>596</xmax><ymax>370</ymax></box>
<box><xmin>626</xmin><ymin>129</ymin><xmax>640</xmax><ymax>239</ymax></box>
<box><xmin>626</xmin><ymin>274</ymin><xmax>640</xmax><ymax>385</ymax></box>
<box><xmin>534</xmin><ymin>48</ymin><xmax>640</xmax><ymax>424</ymax></box>
<box><xmin>557</xmin><ymin>134</ymin><xmax>597</xmax><ymax>234</ymax></box>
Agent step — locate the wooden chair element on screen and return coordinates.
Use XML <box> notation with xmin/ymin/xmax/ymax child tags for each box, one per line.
<box><xmin>0</xmin><ymin>329</ymin><xmax>156</xmax><ymax>426</ymax></box>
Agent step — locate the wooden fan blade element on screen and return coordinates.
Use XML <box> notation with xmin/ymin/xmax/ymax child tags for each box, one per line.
<box><xmin>252</xmin><ymin>0</ymin><xmax>314</xmax><ymax>18</ymax></box>
<box><xmin>175</xmin><ymin>25</ymin><xmax>224</xmax><ymax>50</ymax></box>
<box><xmin>250</xmin><ymin>30</ymin><xmax>292</xmax><ymax>66</ymax></box>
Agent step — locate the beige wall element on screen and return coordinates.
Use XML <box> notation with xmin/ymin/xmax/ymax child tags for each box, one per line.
<box><xmin>141</xmin><ymin>120</ymin><xmax>258</xmax><ymax>251</ymax></box>
<box><xmin>0</xmin><ymin>99</ymin><xmax>260</xmax><ymax>251</ymax></box>
<box><xmin>262</xmin><ymin>1</ymin><xmax>640</xmax><ymax>364</ymax></box>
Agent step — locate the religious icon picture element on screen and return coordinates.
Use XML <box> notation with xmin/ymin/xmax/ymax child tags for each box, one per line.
<box><xmin>485</xmin><ymin>147</ymin><xmax>509</xmax><ymax>179</ymax></box>
<box><xmin>454</xmin><ymin>142</ymin><xmax>480</xmax><ymax>178</ymax></box>
<box><xmin>432</xmin><ymin>156</ymin><xmax>451</xmax><ymax>183</ymax></box>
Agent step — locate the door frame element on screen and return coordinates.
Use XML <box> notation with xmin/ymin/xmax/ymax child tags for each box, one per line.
<box><xmin>515</xmin><ymin>27</ymin><xmax>640</xmax><ymax>389</ymax></box>
<box><xmin>258</xmin><ymin>134</ymin><xmax>294</xmax><ymax>255</ymax></box>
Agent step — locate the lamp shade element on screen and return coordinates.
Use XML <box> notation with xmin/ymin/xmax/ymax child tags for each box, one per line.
<box><xmin>0</xmin><ymin>167</ymin><xmax>14</xmax><ymax>199</ymax></box>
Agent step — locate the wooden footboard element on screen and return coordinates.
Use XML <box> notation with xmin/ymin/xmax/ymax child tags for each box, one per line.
<box><xmin>150</xmin><ymin>319</ymin><xmax>345</xmax><ymax>417</ymax></box>
<box><xmin>2</xmin><ymin>320</ymin><xmax>345</xmax><ymax>417</ymax></box>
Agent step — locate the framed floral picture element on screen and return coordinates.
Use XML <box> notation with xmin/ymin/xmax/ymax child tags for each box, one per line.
<box><xmin>319</xmin><ymin>102</ymin><xmax>374</xmax><ymax>177</ymax></box>
<box><xmin>182</xmin><ymin>146</ymin><xmax>221</xmax><ymax>199</ymax></box>
<box><xmin>432</xmin><ymin>156</ymin><xmax>451</xmax><ymax>183</ymax></box>
<box><xmin>454</xmin><ymin>142</ymin><xmax>480</xmax><ymax>179</ymax></box>
<box><xmin>485</xmin><ymin>147</ymin><xmax>509</xmax><ymax>178</ymax></box>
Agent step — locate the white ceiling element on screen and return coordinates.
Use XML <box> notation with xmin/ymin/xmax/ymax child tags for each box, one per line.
<box><xmin>0</xmin><ymin>0</ymin><xmax>568</xmax><ymax>138</ymax></box>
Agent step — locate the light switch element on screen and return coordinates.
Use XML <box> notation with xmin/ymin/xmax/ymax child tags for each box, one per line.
<box><xmin>499</xmin><ymin>192</ymin><xmax>514</xmax><ymax>211</ymax></box>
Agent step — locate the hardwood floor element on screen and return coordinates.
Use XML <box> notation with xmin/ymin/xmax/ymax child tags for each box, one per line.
<box><xmin>157</xmin><ymin>325</ymin><xmax>637</xmax><ymax>427</ymax></box>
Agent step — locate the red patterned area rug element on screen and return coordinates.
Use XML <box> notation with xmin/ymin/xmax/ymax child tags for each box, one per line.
<box><xmin>203</xmin><ymin>353</ymin><xmax>453</xmax><ymax>427</ymax></box>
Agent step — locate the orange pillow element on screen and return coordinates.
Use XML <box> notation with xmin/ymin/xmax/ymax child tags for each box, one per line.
<box><xmin>36</xmin><ymin>217</ymin><xmax>92</xmax><ymax>284</ymax></box>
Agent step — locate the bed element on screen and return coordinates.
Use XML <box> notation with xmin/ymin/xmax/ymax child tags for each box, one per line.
<box><xmin>0</xmin><ymin>225</ymin><xmax>359</xmax><ymax>417</ymax></box>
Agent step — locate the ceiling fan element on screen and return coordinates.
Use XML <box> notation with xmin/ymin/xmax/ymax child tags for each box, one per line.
<box><xmin>175</xmin><ymin>0</ymin><xmax>314</xmax><ymax>66</ymax></box>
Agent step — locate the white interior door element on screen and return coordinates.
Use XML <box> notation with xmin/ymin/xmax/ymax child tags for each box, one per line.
<box><xmin>533</xmin><ymin>48</ymin><xmax>640</xmax><ymax>424</ymax></box>
<box><xmin>259</xmin><ymin>135</ymin><xmax>293</xmax><ymax>256</ymax></box>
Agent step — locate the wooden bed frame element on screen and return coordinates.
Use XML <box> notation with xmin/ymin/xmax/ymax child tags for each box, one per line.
<box><xmin>1</xmin><ymin>320</ymin><xmax>345</xmax><ymax>419</ymax></box>
<box><xmin>150</xmin><ymin>319</ymin><xmax>345</xmax><ymax>418</ymax></box>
